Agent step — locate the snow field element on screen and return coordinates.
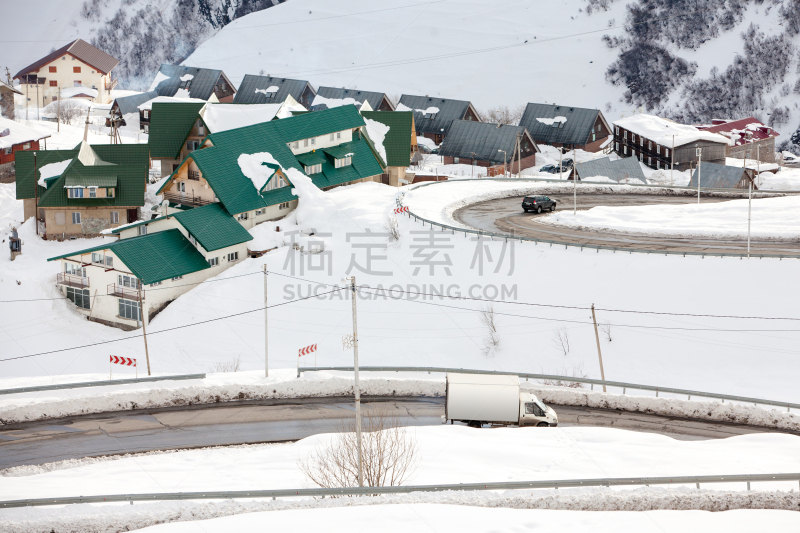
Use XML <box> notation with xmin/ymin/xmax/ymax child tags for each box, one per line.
<box><xmin>3</xmin><ymin>425</ymin><xmax>800</xmax><ymax>531</ymax></box>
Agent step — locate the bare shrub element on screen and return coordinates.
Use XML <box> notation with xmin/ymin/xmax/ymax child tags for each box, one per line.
<box><xmin>48</xmin><ymin>100</ymin><xmax>84</xmax><ymax>125</ymax></box>
<box><xmin>552</xmin><ymin>325</ymin><xmax>570</xmax><ymax>356</ymax></box>
<box><xmin>600</xmin><ymin>323</ymin><xmax>612</xmax><ymax>342</ymax></box>
<box><xmin>480</xmin><ymin>104</ymin><xmax>525</xmax><ymax>125</ymax></box>
<box><xmin>211</xmin><ymin>355</ymin><xmax>240</xmax><ymax>373</ymax></box>
<box><xmin>300</xmin><ymin>409</ymin><xmax>418</xmax><ymax>488</ymax></box>
<box><xmin>383</xmin><ymin>215</ymin><xmax>400</xmax><ymax>242</ymax></box>
<box><xmin>540</xmin><ymin>362</ymin><xmax>588</xmax><ymax>388</ymax></box>
<box><xmin>479</xmin><ymin>305</ymin><xmax>500</xmax><ymax>356</ymax></box>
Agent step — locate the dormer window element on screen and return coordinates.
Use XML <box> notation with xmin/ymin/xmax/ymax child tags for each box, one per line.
<box><xmin>305</xmin><ymin>164</ymin><xmax>322</xmax><ymax>175</ymax></box>
<box><xmin>180</xmin><ymin>79</ymin><xmax>192</xmax><ymax>90</ymax></box>
<box><xmin>68</xmin><ymin>188</ymin><xmax>84</xmax><ymax>199</ymax></box>
<box><xmin>334</xmin><ymin>155</ymin><xmax>352</xmax><ymax>168</ymax></box>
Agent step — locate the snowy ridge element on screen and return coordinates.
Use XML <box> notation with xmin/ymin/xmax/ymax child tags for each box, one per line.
<box><xmin>2</xmin><ymin>373</ymin><xmax>799</xmax><ymax>431</ymax></box>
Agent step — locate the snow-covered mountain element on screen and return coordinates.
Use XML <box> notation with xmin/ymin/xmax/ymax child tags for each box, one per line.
<box><xmin>184</xmin><ymin>0</ymin><xmax>800</xmax><ymax>151</ymax></box>
<box><xmin>1</xmin><ymin>0</ymin><xmax>284</xmax><ymax>90</ymax></box>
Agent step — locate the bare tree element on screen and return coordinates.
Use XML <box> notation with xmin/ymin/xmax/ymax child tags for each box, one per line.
<box><xmin>480</xmin><ymin>104</ymin><xmax>525</xmax><ymax>125</ymax></box>
<box><xmin>479</xmin><ymin>305</ymin><xmax>500</xmax><ymax>356</ymax></box>
<box><xmin>388</xmin><ymin>93</ymin><xmax>401</xmax><ymax>108</ymax></box>
<box><xmin>600</xmin><ymin>323</ymin><xmax>612</xmax><ymax>342</ymax></box>
<box><xmin>552</xmin><ymin>325</ymin><xmax>570</xmax><ymax>356</ymax></box>
<box><xmin>383</xmin><ymin>214</ymin><xmax>400</xmax><ymax>242</ymax></box>
<box><xmin>300</xmin><ymin>409</ymin><xmax>418</xmax><ymax>489</ymax></box>
<box><xmin>211</xmin><ymin>355</ymin><xmax>241</xmax><ymax>373</ymax></box>
<box><xmin>540</xmin><ymin>362</ymin><xmax>588</xmax><ymax>388</ymax></box>
<box><xmin>46</xmin><ymin>99</ymin><xmax>85</xmax><ymax>125</ymax></box>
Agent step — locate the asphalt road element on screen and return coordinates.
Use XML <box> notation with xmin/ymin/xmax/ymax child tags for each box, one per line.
<box><xmin>454</xmin><ymin>194</ymin><xmax>800</xmax><ymax>256</ymax></box>
<box><xmin>0</xmin><ymin>397</ymin><xmax>792</xmax><ymax>469</ymax></box>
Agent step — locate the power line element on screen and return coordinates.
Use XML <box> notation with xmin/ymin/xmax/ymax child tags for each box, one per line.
<box><xmin>0</xmin><ymin>288</ymin><xmax>342</xmax><ymax>363</ymax></box>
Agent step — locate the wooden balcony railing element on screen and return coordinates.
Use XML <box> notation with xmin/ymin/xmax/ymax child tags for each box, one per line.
<box><xmin>105</xmin><ymin>77</ymin><xmax>119</xmax><ymax>91</ymax></box>
<box><xmin>57</xmin><ymin>273</ymin><xmax>89</xmax><ymax>289</ymax></box>
<box><xmin>108</xmin><ymin>283</ymin><xmax>142</xmax><ymax>301</ymax></box>
<box><xmin>188</xmin><ymin>170</ymin><xmax>200</xmax><ymax>181</ymax></box>
<box><xmin>162</xmin><ymin>191</ymin><xmax>213</xmax><ymax>208</ymax></box>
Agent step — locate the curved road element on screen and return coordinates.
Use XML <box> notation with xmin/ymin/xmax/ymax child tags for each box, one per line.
<box><xmin>1</xmin><ymin>397</ymin><xmax>795</xmax><ymax>469</ymax></box>
<box><xmin>454</xmin><ymin>194</ymin><xmax>800</xmax><ymax>256</ymax></box>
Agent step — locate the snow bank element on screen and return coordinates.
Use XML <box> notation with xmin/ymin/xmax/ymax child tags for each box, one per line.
<box><xmin>364</xmin><ymin>117</ymin><xmax>389</xmax><ymax>165</ymax></box>
<box><xmin>35</xmin><ymin>160</ymin><xmax>70</xmax><ymax>188</ymax></box>
<box><xmin>59</xmin><ymin>87</ymin><xmax>98</xmax><ymax>99</ymax></box>
<box><xmin>539</xmin><ymin>195</ymin><xmax>800</xmax><ymax>239</ymax></box>
<box><xmin>237</xmin><ymin>152</ymin><xmax>283</xmax><ymax>191</ymax></box>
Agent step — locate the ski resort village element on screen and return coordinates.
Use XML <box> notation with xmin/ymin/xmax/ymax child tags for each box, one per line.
<box><xmin>5</xmin><ymin>1</ymin><xmax>800</xmax><ymax>531</ymax></box>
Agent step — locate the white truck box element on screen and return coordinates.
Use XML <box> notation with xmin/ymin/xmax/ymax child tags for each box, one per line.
<box><xmin>446</xmin><ymin>373</ymin><xmax>520</xmax><ymax>424</ymax></box>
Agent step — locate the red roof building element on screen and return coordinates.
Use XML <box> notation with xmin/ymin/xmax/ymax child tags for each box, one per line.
<box><xmin>698</xmin><ymin>118</ymin><xmax>779</xmax><ymax>163</ymax></box>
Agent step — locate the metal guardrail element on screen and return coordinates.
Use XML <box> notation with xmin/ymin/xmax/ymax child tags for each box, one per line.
<box><xmin>0</xmin><ymin>374</ymin><xmax>206</xmax><ymax>396</ymax></box>
<box><xmin>299</xmin><ymin>366</ymin><xmax>800</xmax><ymax>412</ymax></box>
<box><xmin>399</xmin><ymin>178</ymin><xmax>800</xmax><ymax>260</ymax></box>
<box><xmin>2</xmin><ymin>473</ymin><xmax>798</xmax><ymax>508</ymax></box>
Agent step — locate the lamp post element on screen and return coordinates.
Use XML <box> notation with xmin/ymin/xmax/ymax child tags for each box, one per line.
<box><xmin>696</xmin><ymin>146</ymin><xmax>702</xmax><ymax>205</ymax></box>
<box><xmin>498</xmin><ymin>149</ymin><xmax>507</xmax><ymax>177</ymax></box>
<box><xmin>471</xmin><ymin>152</ymin><xmax>476</xmax><ymax>178</ymax></box>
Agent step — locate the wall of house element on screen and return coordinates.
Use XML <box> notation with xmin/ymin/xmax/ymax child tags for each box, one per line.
<box><xmin>235</xmin><ymin>200</ymin><xmax>299</xmax><ymax>230</ymax></box>
<box><xmin>57</xmin><ymin>240</ymin><xmax>249</xmax><ymax>330</ymax></box>
<box><xmin>1</xmin><ymin>90</ymin><xmax>16</xmax><ymax>119</ymax></box>
<box><xmin>43</xmin><ymin>206</ymin><xmax>137</xmax><ymax>240</ymax></box>
<box><xmin>614</xmin><ymin>125</ymin><xmax>726</xmax><ymax>171</ymax></box>
<box><xmin>0</xmin><ymin>139</ymin><xmax>40</xmax><ymax>165</ymax></box>
<box><xmin>727</xmin><ymin>137</ymin><xmax>776</xmax><ymax>163</ymax></box>
<box><xmin>164</xmin><ymin>160</ymin><xmax>217</xmax><ymax>206</ymax></box>
<box><xmin>115</xmin><ymin>216</ymin><xmax>182</xmax><ymax>240</ymax></box>
<box><xmin>288</xmin><ymin>128</ymin><xmax>353</xmax><ymax>155</ymax></box>
<box><xmin>18</xmin><ymin>54</ymin><xmax>113</xmax><ymax>105</ymax></box>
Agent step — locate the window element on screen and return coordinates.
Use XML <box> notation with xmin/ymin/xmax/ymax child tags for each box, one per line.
<box><xmin>648</xmin><ymin>157</ymin><xmax>651</xmax><ymax>165</ymax></box>
<box><xmin>119</xmin><ymin>298</ymin><xmax>140</xmax><ymax>321</ymax></box>
<box><xmin>65</xmin><ymin>263</ymin><xmax>86</xmax><ymax>277</ymax></box>
<box><xmin>172</xmin><ymin>276</ymin><xmax>183</xmax><ymax>281</ymax></box>
<box><xmin>92</xmin><ymin>252</ymin><xmax>104</xmax><ymax>265</ymax></box>
<box><xmin>150</xmin><ymin>281</ymin><xmax>162</xmax><ymax>287</ymax></box>
<box><xmin>189</xmin><ymin>234</ymin><xmax>196</xmax><ymax>245</ymax></box>
<box><xmin>105</xmin><ymin>256</ymin><xmax>113</xmax><ymax>268</ymax></box>
<box><xmin>255</xmin><ymin>209</ymin><xmax>265</xmax><ymax>216</ymax></box>
<box><xmin>88</xmin><ymin>188</ymin><xmax>97</xmax><ymax>198</ymax></box>
<box><xmin>208</xmin><ymin>257</ymin><xmax>219</xmax><ymax>266</ymax></box>
<box><xmin>196</xmin><ymin>119</ymin><xmax>205</xmax><ymax>136</ymax></box>
<box><xmin>227</xmin><ymin>251</ymin><xmax>239</xmax><ymax>262</ymax></box>
<box><xmin>62</xmin><ymin>56</ymin><xmax>66</xmax><ymax>60</ymax></box>
<box><xmin>615</xmin><ymin>142</ymin><xmax>619</xmax><ymax>151</ymax></box>
<box><xmin>330</xmin><ymin>133</ymin><xmax>335</xmax><ymax>141</ymax></box>
<box><xmin>22</xmin><ymin>143</ymin><xmax>31</xmax><ymax>150</ymax></box>
<box><xmin>310</xmin><ymin>137</ymin><xmax>316</xmax><ymax>146</ymax></box>
<box><xmin>337</xmin><ymin>131</ymin><xmax>341</xmax><ymax>139</ymax></box>
<box><xmin>454</xmin><ymin>157</ymin><xmax>460</xmax><ymax>164</ymax></box>
<box><xmin>67</xmin><ymin>287</ymin><xmax>91</xmax><ymax>309</ymax></box>
<box><xmin>49</xmin><ymin>80</ymin><xmax>57</xmax><ymax>87</ymax></box>
<box><xmin>138</xmin><ymin>225</ymin><xmax>147</xmax><ymax>236</ymax></box>
<box><xmin>118</xmin><ymin>274</ymin><xmax>141</xmax><ymax>289</ymax></box>
<box><xmin>279</xmin><ymin>202</ymin><xmax>290</xmax><ymax>210</ymax></box>
<box><xmin>304</xmin><ymin>164</ymin><xmax>322</xmax><ymax>175</ymax></box>
<box><xmin>304</xmin><ymin>139</ymin><xmax>309</xmax><ymax>147</ymax></box>
<box><xmin>143</xmin><ymin>124</ymin><xmax>149</xmax><ymax>134</ymax></box>
<box><xmin>68</xmin><ymin>188</ymin><xmax>84</xmax><ymax>199</ymax></box>
<box><xmin>73</xmin><ymin>66</ymin><xmax>81</xmax><ymax>73</ymax></box>
<box><xmin>177</xmin><ymin>182</ymin><xmax>186</xmax><ymax>193</ymax></box>
<box><xmin>238</xmin><ymin>212</ymin><xmax>249</xmax><ymax>220</ymax></box>
<box><xmin>292</xmin><ymin>141</ymin><xmax>299</xmax><ymax>149</ymax></box>
<box><xmin>624</xmin><ymin>131</ymin><xmax>628</xmax><ymax>140</ymax></box>
<box><xmin>525</xmin><ymin>402</ymin><xmax>545</xmax><ymax>417</ymax></box>
<box><xmin>74</xmin><ymin>81</ymin><xmax>81</xmax><ymax>87</ymax></box>
<box><xmin>49</xmin><ymin>66</ymin><xmax>57</xmax><ymax>73</ymax></box>
<box><xmin>648</xmin><ymin>141</ymin><xmax>652</xmax><ymax>150</ymax></box>
<box><xmin>640</xmin><ymin>137</ymin><xmax>643</xmax><ymax>147</ymax></box>
<box><xmin>3</xmin><ymin>148</ymin><xmax>10</xmax><ymax>156</ymax></box>
<box><xmin>143</xmin><ymin>110</ymin><xmax>149</xmax><ymax>119</ymax></box>
<box><xmin>623</xmin><ymin>146</ymin><xmax>628</xmax><ymax>155</ymax></box>
<box><xmin>186</xmin><ymin>140</ymin><xmax>199</xmax><ymax>151</ymax></box>
<box><xmin>665</xmin><ymin>148</ymin><xmax>670</xmax><ymax>157</ymax></box>
<box><xmin>334</xmin><ymin>155</ymin><xmax>352</xmax><ymax>168</ymax></box>
<box><xmin>72</xmin><ymin>212</ymin><xmax>81</xmax><ymax>224</ymax></box>
<box><xmin>107</xmin><ymin>188</ymin><xmax>115</xmax><ymax>197</ymax></box>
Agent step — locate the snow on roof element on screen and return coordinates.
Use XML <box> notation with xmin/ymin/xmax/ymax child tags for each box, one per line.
<box><xmin>364</xmin><ymin>117</ymin><xmax>389</xmax><ymax>165</ymax></box>
<box><xmin>725</xmin><ymin>157</ymin><xmax>779</xmax><ymax>172</ymax></box>
<box><xmin>698</xmin><ymin>117</ymin><xmax>779</xmax><ymax>146</ymax></box>
<box><xmin>536</xmin><ymin>116</ymin><xmax>567</xmax><ymax>125</ymax></box>
<box><xmin>0</xmin><ymin>117</ymin><xmax>51</xmax><ymax>150</ymax></box>
<box><xmin>137</xmin><ymin>95</ymin><xmax>207</xmax><ymax>111</ymax></box>
<box><xmin>60</xmin><ymin>87</ymin><xmax>98</xmax><ymax>99</ymax></box>
<box><xmin>613</xmin><ymin>114</ymin><xmax>729</xmax><ymax>147</ymax></box>
<box><xmin>255</xmin><ymin>86</ymin><xmax>280</xmax><ymax>95</ymax></box>
<box><xmin>77</xmin><ymin>141</ymin><xmax>115</xmax><ymax>167</ymax></box>
<box><xmin>199</xmin><ymin>99</ymin><xmax>306</xmax><ymax>133</ymax></box>
<box><xmin>180</xmin><ymin>74</ymin><xmax>194</xmax><ymax>81</ymax></box>
<box><xmin>396</xmin><ymin>103</ymin><xmax>439</xmax><ymax>115</ymax></box>
<box><xmin>37</xmin><ymin>159</ymin><xmax>71</xmax><ymax>188</ymax></box>
<box><xmin>311</xmin><ymin>94</ymin><xmax>371</xmax><ymax>111</ymax></box>
<box><xmin>148</xmin><ymin>71</ymin><xmax>170</xmax><ymax>92</ymax></box>
<box><xmin>238</xmin><ymin>152</ymin><xmax>283</xmax><ymax>191</ymax></box>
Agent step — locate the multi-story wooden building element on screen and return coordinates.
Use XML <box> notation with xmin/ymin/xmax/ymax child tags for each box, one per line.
<box><xmin>697</xmin><ymin>118</ymin><xmax>779</xmax><ymax>163</ymax></box>
<box><xmin>613</xmin><ymin>114</ymin><xmax>728</xmax><ymax>171</ymax></box>
<box><xmin>13</xmin><ymin>39</ymin><xmax>119</xmax><ymax>107</ymax></box>
<box><xmin>518</xmin><ymin>103</ymin><xmax>611</xmax><ymax>152</ymax></box>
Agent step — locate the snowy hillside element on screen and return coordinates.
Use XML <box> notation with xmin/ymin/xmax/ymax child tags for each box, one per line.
<box><xmin>185</xmin><ymin>0</ymin><xmax>800</xmax><ymax>151</ymax></box>
<box><xmin>0</xmin><ymin>0</ymin><xmax>284</xmax><ymax>90</ymax></box>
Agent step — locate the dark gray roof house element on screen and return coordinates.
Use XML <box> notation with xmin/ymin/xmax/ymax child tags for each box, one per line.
<box><xmin>438</xmin><ymin>120</ymin><xmax>538</xmax><ymax>165</ymax></box>
<box><xmin>313</xmin><ymin>87</ymin><xmax>395</xmax><ymax>112</ymax></box>
<box><xmin>111</xmin><ymin>90</ymin><xmax>158</xmax><ymax>116</ymax></box>
<box><xmin>398</xmin><ymin>95</ymin><xmax>481</xmax><ymax>142</ymax></box>
<box><xmin>150</xmin><ymin>64</ymin><xmax>236</xmax><ymax>102</ymax></box>
<box><xmin>689</xmin><ymin>162</ymin><xmax>751</xmax><ymax>189</ymax></box>
<box><xmin>574</xmin><ymin>156</ymin><xmax>646</xmax><ymax>183</ymax></box>
<box><xmin>234</xmin><ymin>75</ymin><xmax>316</xmax><ymax>108</ymax></box>
<box><xmin>519</xmin><ymin>103</ymin><xmax>611</xmax><ymax>150</ymax></box>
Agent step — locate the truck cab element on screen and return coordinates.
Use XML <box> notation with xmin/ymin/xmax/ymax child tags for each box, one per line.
<box><xmin>519</xmin><ymin>392</ymin><xmax>558</xmax><ymax>427</ymax></box>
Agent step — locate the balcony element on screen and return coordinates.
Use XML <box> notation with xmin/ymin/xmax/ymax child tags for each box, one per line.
<box><xmin>57</xmin><ymin>273</ymin><xmax>89</xmax><ymax>289</ymax></box>
<box><xmin>188</xmin><ymin>170</ymin><xmax>200</xmax><ymax>181</ymax></box>
<box><xmin>162</xmin><ymin>191</ymin><xmax>213</xmax><ymax>208</ymax></box>
<box><xmin>105</xmin><ymin>77</ymin><xmax>118</xmax><ymax>91</ymax></box>
<box><xmin>108</xmin><ymin>283</ymin><xmax>142</xmax><ymax>301</ymax></box>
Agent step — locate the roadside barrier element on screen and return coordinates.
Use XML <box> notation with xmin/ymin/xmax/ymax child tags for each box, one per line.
<box><xmin>0</xmin><ymin>374</ymin><xmax>207</xmax><ymax>396</ymax></box>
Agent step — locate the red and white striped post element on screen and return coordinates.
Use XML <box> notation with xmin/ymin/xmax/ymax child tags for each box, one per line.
<box><xmin>297</xmin><ymin>343</ymin><xmax>317</xmax><ymax>377</ymax></box>
<box><xmin>110</xmin><ymin>356</ymin><xmax>138</xmax><ymax>379</ymax></box>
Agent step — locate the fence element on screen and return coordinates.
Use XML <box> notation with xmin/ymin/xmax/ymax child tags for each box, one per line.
<box><xmin>298</xmin><ymin>366</ymin><xmax>800</xmax><ymax>412</ymax></box>
<box><xmin>399</xmin><ymin>178</ymin><xmax>800</xmax><ymax>260</ymax></box>
<box><xmin>0</xmin><ymin>374</ymin><xmax>206</xmax><ymax>396</ymax></box>
<box><xmin>2</xmin><ymin>473</ymin><xmax>798</xmax><ymax>508</ymax></box>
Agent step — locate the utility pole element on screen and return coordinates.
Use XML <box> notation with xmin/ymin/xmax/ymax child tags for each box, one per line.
<box><xmin>33</xmin><ymin>152</ymin><xmax>38</xmax><ymax>235</ymax></box>
<box><xmin>591</xmin><ymin>304</ymin><xmax>606</xmax><ymax>392</ymax></box>
<box><xmin>138</xmin><ymin>284</ymin><xmax>151</xmax><ymax>376</ymax></box>
<box><xmin>471</xmin><ymin>152</ymin><xmax>475</xmax><ymax>178</ymax></box>
<box><xmin>559</xmin><ymin>147</ymin><xmax>563</xmax><ymax>181</ymax></box>
<box><xmin>35</xmin><ymin>81</ymin><xmax>39</xmax><ymax>121</ymax></box>
<box><xmin>670</xmin><ymin>135</ymin><xmax>675</xmax><ymax>185</ymax></box>
<box><xmin>264</xmin><ymin>263</ymin><xmax>269</xmax><ymax>378</ymax></box>
<box><xmin>573</xmin><ymin>144</ymin><xmax>577</xmax><ymax>215</ymax></box>
<box><xmin>25</xmin><ymin>80</ymin><xmax>28</xmax><ymax>121</ymax></box>
<box><xmin>57</xmin><ymin>86</ymin><xmax>61</xmax><ymax>132</ymax></box>
<box><xmin>696</xmin><ymin>146</ymin><xmax>702</xmax><ymax>204</ymax></box>
<box><xmin>346</xmin><ymin>276</ymin><xmax>365</xmax><ymax>488</ymax></box>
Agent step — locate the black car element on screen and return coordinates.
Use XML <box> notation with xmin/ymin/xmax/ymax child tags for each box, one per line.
<box><xmin>538</xmin><ymin>164</ymin><xmax>557</xmax><ymax>173</ymax></box>
<box><xmin>522</xmin><ymin>195</ymin><xmax>556</xmax><ymax>213</ymax></box>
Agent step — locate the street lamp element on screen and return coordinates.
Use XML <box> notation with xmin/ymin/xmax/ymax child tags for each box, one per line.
<box><xmin>498</xmin><ymin>149</ymin><xmax>507</xmax><ymax>177</ymax></box>
<box><xmin>471</xmin><ymin>152</ymin><xmax>476</xmax><ymax>178</ymax></box>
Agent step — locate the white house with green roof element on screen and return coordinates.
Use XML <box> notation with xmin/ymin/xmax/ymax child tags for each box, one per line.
<box><xmin>48</xmin><ymin>203</ymin><xmax>252</xmax><ymax>330</ymax></box>
<box><xmin>154</xmin><ymin>105</ymin><xmax>386</xmax><ymax>229</ymax></box>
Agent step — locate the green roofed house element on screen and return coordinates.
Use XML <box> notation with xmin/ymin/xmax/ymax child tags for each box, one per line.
<box><xmin>15</xmin><ymin>140</ymin><xmax>149</xmax><ymax>240</ymax></box>
<box><xmin>155</xmin><ymin>105</ymin><xmax>385</xmax><ymax>228</ymax></box>
<box><xmin>147</xmin><ymin>101</ymin><xmax>208</xmax><ymax>178</ymax></box>
<box><xmin>48</xmin><ymin>203</ymin><xmax>253</xmax><ymax>330</ymax></box>
<box><xmin>361</xmin><ymin>111</ymin><xmax>417</xmax><ymax>186</ymax></box>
